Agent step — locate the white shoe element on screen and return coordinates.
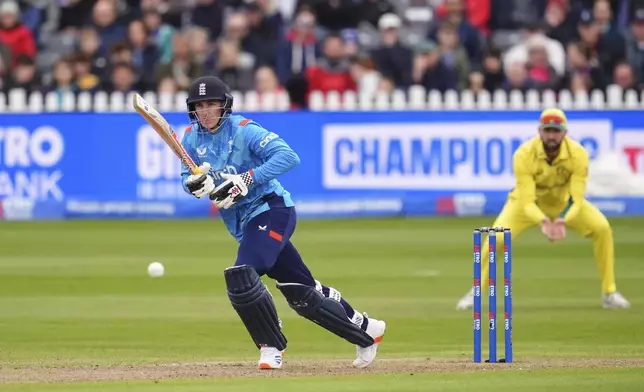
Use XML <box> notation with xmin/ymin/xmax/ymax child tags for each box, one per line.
<box><xmin>258</xmin><ymin>346</ymin><xmax>284</xmax><ymax>369</ymax></box>
<box><xmin>353</xmin><ymin>315</ymin><xmax>386</xmax><ymax>369</ymax></box>
<box><xmin>603</xmin><ymin>292</ymin><xmax>631</xmax><ymax>309</ymax></box>
<box><xmin>456</xmin><ymin>287</ymin><xmax>474</xmax><ymax>310</ymax></box>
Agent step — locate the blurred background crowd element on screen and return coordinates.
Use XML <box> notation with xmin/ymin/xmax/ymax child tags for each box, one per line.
<box><xmin>0</xmin><ymin>0</ymin><xmax>643</xmax><ymax>109</ymax></box>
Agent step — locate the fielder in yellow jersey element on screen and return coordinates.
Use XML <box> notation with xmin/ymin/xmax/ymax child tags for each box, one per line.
<box><xmin>456</xmin><ymin>108</ymin><xmax>631</xmax><ymax>310</ymax></box>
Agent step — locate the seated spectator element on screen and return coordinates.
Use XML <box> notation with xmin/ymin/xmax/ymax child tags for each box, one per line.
<box><xmin>563</xmin><ymin>41</ymin><xmax>606</xmax><ymax>92</ymax></box>
<box><xmin>503</xmin><ymin>21</ymin><xmax>565</xmax><ymax>77</ymax></box>
<box><xmin>110</xmin><ymin>42</ymin><xmax>133</xmax><ymax>67</ymax></box>
<box><xmin>91</xmin><ymin>0</ymin><xmax>127</xmax><ymax>57</ymax></box>
<box><xmin>5</xmin><ymin>54</ymin><xmax>39</xmax><ymax>94</ymax></box>
<box><xmin>613</xmin><ymin>62</ymin><xmax>638</xmax><ymax>91</ymax></box>
<box><xmin>275</xmin><ymin>8</ymin><xmax>321</xmax><ymax>85</ymax></box>
<box><xmin>577</xmin><ymin>9</ymin><xmax>625</xmax><ymax>86</ymax></box>
<box><xmin>305</xmin><ymin>33</ymin><xmax>357</xmax><ymax>97</ymax></box>
<box><xmin>412</xmin><ymin>40</ymin><xmax>457</xmax><ymax>93</ymax></box>
<box><xmin>255</xmin><ymin>65</ymin><xmax>283</xmax><ymax>95</ymax></box>
<box><xmin>156</xmin><ymin>32</ymin><xmax>204</xmax><ymax>90</ymax></box>
<box><xmin>77</xmin><ymin>28</ymin><xmax>109</xmax><ymax>80</ymax></box>
<box><xmin>436</xmin><ymin>22</ymin><xmax>470</xmax><ymax>91</ymax></box>
<box><xmin>371</xmin><ymin>13</ymin><xmax>413</xmax><ymax>88</ymax></box>
<box><xmin>481</xmin><ymin>47</ymin><xmax>503</xmax><ymax>92</ymax></box>
<box><xmin>43</xmin><ymin>57</ymin><xmax>78</xmax><ymax>96</ymax></box>
<box><xmin>503</xmin><ymin>61</ymin><xmax>532</xmax><ymax>92</ymax></box>
<box><xmin>187</xmin><ymin>26</ymin><xmax>217</xmax><ymax>75</ymax></box>
<box><xmin>71</xmin><ymin>52</ymin><xmax>100</xmax><ymax>92</ymax></box>
<box><xmin>594</xmin><ymin>0</ymin><xmax>617</xmax><ymax>37</ymax></box>
<box><xmin>544</xmin><ymin>0</ymin><xmax>576</xmax><ymax>46</ymax></box>
<box><xmin>106</xmin><ymin>63</ymin><xmax>138</xmax><ymax>93</ymax></box>
<box><xmin>468</xmin><ymin>70</ymin><xmax>484</xmax><ymax>93</ymax></box>
<box><xmin>349</xmin><ymin>55</ymin><xmax>381</xmax><ymax>97</ymax></box>
<box><xmin>223</xmin><ymin>12</ymin><xmax>261</xmax><ymax>69</ymax></box>
<box><xmin>427</xmin><ymin>0</ymin><xmax>483</xmax><ymax>65</ymax></box>
<box><xmin>127</xmin><ymin>20</ymin><xmax>159</xmax><ymax>90</ymax></box>
<box><xmin>0</xmin><ymin>1</ymin><xmax>36</xmax><ymax>69</ymax></box>
<box><xmin>216</xmin><ymin>39</ymin><xmax>255</xmax><ymax>92</ymax></box>
<box><xmin>525</xmin><ymin>42</ymin><xmax>559</xmax><ymax>91</ymax></box>
<box><xmin>242</xmin><ymin>1</ymin><xmax>283</xmax><ymax>67</ymax></box>
<box><xmin>142</xmin><ymin>7</ymin><xmax>174</xmax><ymax>65</ymax></box>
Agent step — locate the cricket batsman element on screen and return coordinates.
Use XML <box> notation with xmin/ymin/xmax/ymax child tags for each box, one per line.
<box><xmin>456</xmin><ymin>108</ymin><xmax>631</xmax><ymax>310</ymax></box>
<box><xmin>178</xmin><ymin>76</ymin><xmax>386</xmax><ymax>369</ymax></box>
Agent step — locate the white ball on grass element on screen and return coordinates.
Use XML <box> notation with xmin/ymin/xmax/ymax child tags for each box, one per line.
<box><xmin>147</xmin><ymin>262</ymin><xmax>165</xmax><ymax>278</ymax></box>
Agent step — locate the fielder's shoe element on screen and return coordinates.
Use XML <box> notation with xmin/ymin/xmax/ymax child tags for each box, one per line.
<box><xmin>456</xmin><ymin>287</ymin><xmax>474</xmax><ymax>310</ymax></box>
<box><xmin>258</xmin><ymin>346</ymin><xmax>284</xmax><ymax>369</ymax></box>
<box><xmin>603</xmin><ymin>292</ymin><xmax>631</xmax><ymax>309</ymax></box>
<box><xmin>353</xmin><ymin>314</ymin><xmax>386</xmax><ymax>369</ymax></box>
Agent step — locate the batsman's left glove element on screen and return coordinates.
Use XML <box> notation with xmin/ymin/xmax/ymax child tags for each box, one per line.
<box><xmin>210</xmin><ymin>171</ymin><xmax>254</xmax><ymax>209</ymax></box>
<box><xmin>184</xmin><ymin>163</ymin><xmax>215</xmax><ymax>198</ymax></box>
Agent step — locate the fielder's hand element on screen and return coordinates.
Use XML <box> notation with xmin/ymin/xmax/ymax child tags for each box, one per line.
<box><xmin>551</xmin><ymin>218</ymin><xmax>567</xmax><ymax>241</ymax></box>
<box><xmin>210</xmin><ymin>171</ymin><xmax>254</xmax><ymax>209</ymax></box>
<box><xmin>185</xmin><ymin>163</ymin><xmax>215</xmax><ymax>198</ymax></box>
<box><xmin>541</xmin><ymin>217</ymin><xmax>566</xmax><ymax>242</ymax></box>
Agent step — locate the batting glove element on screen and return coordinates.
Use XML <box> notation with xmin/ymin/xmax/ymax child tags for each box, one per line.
<box><xmin>210</xmin><ymin>171</ymin><xmax>254</xmax><ymax>209</ymax></box>
<box><xmin>185</xmin><ymin>163</ymin><xmax>215</xmax><ymax>198</ymax></box>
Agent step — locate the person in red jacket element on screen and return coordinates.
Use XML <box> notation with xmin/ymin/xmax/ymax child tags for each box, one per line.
<box><xmin>0</xmin><ymin>1</ymin><xmax>36</xmax><ymax>70</ymax></box>
<box><xmin>305</xmin><ymin>32</ymin><xmax>357</xmax><ymax>100</ymax></box>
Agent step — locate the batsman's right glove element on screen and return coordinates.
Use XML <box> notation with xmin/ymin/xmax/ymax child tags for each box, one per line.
<box><xmin>184</xmin><ymin>162</ymin><xmax>215</xmax><ymax>198</ymax></box>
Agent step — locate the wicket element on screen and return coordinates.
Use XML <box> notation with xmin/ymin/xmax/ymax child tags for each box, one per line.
<box><xmin>473</xmin><ymin>227</ymin><xmax>512</xmax><ymax>363</ymax></box>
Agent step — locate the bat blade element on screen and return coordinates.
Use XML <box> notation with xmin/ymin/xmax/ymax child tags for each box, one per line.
<box><xmin>132</xmin><ymin>93</ymin><xmax>200</xmax><ymax>175</ymax></box>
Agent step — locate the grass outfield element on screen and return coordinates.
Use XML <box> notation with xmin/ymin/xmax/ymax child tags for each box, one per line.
<box><xmin>0</xmin><ymin>217</ymin><xmax>643</xmax><ymax>390</ymax></box>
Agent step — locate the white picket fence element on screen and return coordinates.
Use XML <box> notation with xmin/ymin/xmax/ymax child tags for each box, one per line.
<box><xmin>0</xmin><ymin>85</ymin><xmax>643</xmax><ymax>113</ymax></box>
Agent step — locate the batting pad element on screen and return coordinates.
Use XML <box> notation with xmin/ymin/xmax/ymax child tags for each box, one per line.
<box><xmin>225</xmin><ymin>265</ymin><xmax>287</xmax><ymax>351</ymax></box>
<box><xmin>277</xmin><ymin>282</ymin><xmax>375</xmax><ymax>348</ymax></box>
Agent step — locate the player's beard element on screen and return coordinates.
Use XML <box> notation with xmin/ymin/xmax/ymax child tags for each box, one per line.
<box><xmin>543</xmin><ymin>140</ymin><xmax>561</xmax><ymax>153</ymax></box>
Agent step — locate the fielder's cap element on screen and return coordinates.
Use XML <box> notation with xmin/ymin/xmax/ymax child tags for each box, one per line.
<box><xmin>378</xmin><ymin>13</ymin><xmax>401</xmax><ymax>30</ymax></box>
<box><xmin>539</xmin><ymin>108</ymin><xmax>568</xmax><ymax>130</ymax></box>
<box><xmin>578</xmin><ymin>9</ymin><xmax>594</xmax><ymax>26</ymax></box>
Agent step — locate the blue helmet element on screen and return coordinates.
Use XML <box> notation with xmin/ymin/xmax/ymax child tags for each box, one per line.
<box><xmin>186</xmin><ymin>76</ymin><xmax>233</xmax><ymax>131</ymax></box>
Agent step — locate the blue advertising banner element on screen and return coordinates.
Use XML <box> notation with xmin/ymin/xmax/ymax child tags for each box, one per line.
<box><xmin>1</xmin><ymin>110</ymin><xmax>643</xmax><ymax>219</ymax></box>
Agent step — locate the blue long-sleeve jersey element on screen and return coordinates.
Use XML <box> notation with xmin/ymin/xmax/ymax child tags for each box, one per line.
<box><xmin>180</xmin><ymin>115</ymin><xmax>300</xmax><ymax>242</ymax></box>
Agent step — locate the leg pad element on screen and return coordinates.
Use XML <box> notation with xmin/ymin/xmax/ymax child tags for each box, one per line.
<box><xmin>225</xmin><ymin>265</ymin><xmax>287</xmax><ymax>350</ymax></box>
<box><xmin>277</xmin><ymin>282</ymin><xmax>374</xmax><ymax>348</ymax></box>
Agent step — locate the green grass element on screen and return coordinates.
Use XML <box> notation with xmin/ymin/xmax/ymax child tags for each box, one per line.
<box><xmin>1</xmin><ymin>217</ymin><xmax>643</xmax><ymax>390</ymax></box>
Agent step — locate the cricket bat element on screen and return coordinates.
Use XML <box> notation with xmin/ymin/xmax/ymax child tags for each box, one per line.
<box><xmin>132</xmin><ymin>93</ymin><xmax>201</xmax><ymax>175</ymax></box>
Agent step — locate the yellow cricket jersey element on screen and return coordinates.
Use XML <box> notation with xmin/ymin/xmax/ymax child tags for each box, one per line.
<box><xmin>508</xmin><ymin>136</ymin><xmax>589</xmax><ymax>224</ymax></box>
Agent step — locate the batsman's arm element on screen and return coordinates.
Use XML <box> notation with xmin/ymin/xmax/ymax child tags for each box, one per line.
<box><xmin>513</xmin><ymin>151</ymin><xmax>547</xmax><ymax>224</ymax></box>
<box><xmin>559</xmin><ymin>149</ymin><xmax>589</xmax><ymax>223</ymax></box>
<box><xmin>179</xmin><ymin>126</ymin><xmax>202</xmax><ymax>194</ymax></box>
<box><xmin>245</xmin><ymin>123</ymin><xmax>301</xmax><ymax>184</ymax></box>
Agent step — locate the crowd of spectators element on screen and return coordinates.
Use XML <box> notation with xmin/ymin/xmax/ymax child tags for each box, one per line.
<box><xmin>0</xmin><ymin>0</ymin><xmax>643</xmax><ymax>109</ymax></box>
